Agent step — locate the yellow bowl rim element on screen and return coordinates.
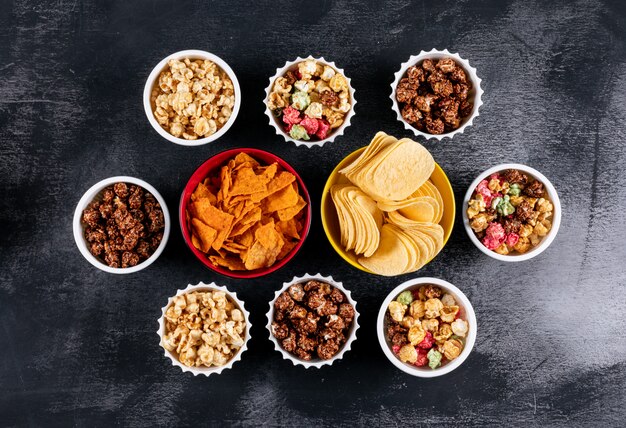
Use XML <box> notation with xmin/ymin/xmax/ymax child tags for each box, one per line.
<box><xmin>321</xmin><ymin>146</ymin><xmax>456</xmax><ymax>275</ymax></box>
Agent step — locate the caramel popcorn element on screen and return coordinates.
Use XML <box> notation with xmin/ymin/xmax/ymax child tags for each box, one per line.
<box><xmin>162</xmin><ymin>289</ymin><xmax>246</xmax><ymax>368</ymax></box>
<box><xmin>466</xmin><ymin>169</ymin><xmax>555</xmax><ymax>255</ymax></box>
<box><xmin>267</xmin><ymin>58</ymin><xmax>351</xmax><ymax>141</ymax></box>
<box><xmin>151</xmin><ymin>58</ymin><xmax>235</xmax><ymax>141</ymax></box>
<box><xmin>386</xmin><ymin>285</ymin><xmax>469</xmax><ymax>370</ymax></box>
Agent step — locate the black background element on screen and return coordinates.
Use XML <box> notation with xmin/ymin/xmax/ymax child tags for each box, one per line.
<box><xmin>1</xmin><ymin>0</ymin><xmax>626</xmax><ymax>426</ymax></box>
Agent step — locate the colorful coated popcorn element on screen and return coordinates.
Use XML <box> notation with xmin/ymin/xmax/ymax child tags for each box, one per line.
<box><xmin>467</xmin><ymin>169</ymin><xmax>554</xmax><ymax>255</ymax></box>
<box><xmin>267</xmin><ymin>59</ymin><xmax>351</xmax><ymax>142</ymax></box>
<box><xmin>385</xmin><ymin>284</ymin><xmax>469</xmax><ymax>370</ymax></box>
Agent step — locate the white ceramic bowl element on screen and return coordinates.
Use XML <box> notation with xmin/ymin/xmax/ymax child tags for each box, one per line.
<box><xmin>157</xmin><ymin>282</ymin><xmax>251</xmax><ymax>377</ymax></box>
<box><xmin>462</xmin><ymin>163</ymin><xmax>562</xmax><ymax>262</ymax></box>
<box><xmin>264</xmin><ymin>56</ymin><xmax>356</xmax><ymax>148</ymax></box>
<box><xmin>143</xmin><ymin>49</ymin><xmax>241</xmax><ymax>146</ymax></box>
<box><xmin>266</xmin><ymin>273</ymin><xmax>360</xmax><ymax>368</ymax></box>
<box><xmin>73</xmin><ymin>176</ymin><xmax>171</xmax><ymax>274</ymax></box>
<box><xmin>377</xmin><ymin>277</ymin><xmax>477</xmax><ymax>378</ymax></box>
<box><xmin>390</xmin><ymin>49</ymin><xmax>483</xmax><ymax>141</ymax></box>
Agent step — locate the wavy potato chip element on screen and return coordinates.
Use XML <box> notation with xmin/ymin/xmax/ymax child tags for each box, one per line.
<box><xmin>331</xmin><ymin>132</ymin><xmax>446</xmax><ymax>276</ymax></box>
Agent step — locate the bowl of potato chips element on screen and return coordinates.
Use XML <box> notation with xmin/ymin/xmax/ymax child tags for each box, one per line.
<box><xmin>321</xmin><ymin>132</ymin><xmax>455</xmax><ymax>276</ymax></box>
<box><xmin>180</xmin><ymin>148</ymin><xmax>311</xmax><ymax>278</ymax></box>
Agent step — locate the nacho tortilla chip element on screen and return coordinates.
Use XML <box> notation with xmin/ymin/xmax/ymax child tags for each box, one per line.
<box><xmin>191</xmin><ymin>218</ymin><xmax>217</xmax><ymax>253</ymax></box>
<box><xmin>277</xmin><ymin>195</ymin><xmax>307</xmax><ymax>221</ymax></box>
<box><xmin>263</xmin><ymin>183</ymin><xmax>299</xmax><ymax>213</ymax></box>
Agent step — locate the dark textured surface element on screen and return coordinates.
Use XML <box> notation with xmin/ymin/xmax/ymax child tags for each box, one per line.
<box><xmin>1</xmin><ymin>0</ymin><xmax>626</xmax><ymax>426</ymax></box>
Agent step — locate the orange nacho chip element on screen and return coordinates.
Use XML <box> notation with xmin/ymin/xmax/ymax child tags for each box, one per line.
<box><xmin>190</xmin><ymin>198</ymin><xmax>234</xmax><ymax>251</ymax></box>
<box><xmin>187</xmin><ymin>153</ymin><xmax>307</xmax><ymax>271</ymax></box>
<box><xmin>191</xmin><ymin>218</ymin><xmax>217</xmax><ymax>252</ymax></box>
<box><xmin>263</xmin><ymin>183</ymin><xmax>299</xmax><ymax>213</ymax></box>
<box><xmin>277</xmin><ymin>195</ymin><xmax>307</xmax><ymax>222</ymax></box>
<box><xmin>191</xmin><ymin>181</ymin><xmax>217</xmax><ymax>205</ymax></box>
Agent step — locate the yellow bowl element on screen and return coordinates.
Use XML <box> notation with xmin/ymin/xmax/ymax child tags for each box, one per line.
<box><xmin>321</xmin><ymin>147</ymin><xmax>456</xmax><ymax>274</ymax></box>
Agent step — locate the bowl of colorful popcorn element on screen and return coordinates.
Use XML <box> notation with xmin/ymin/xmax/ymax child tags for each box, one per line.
<box><xmin>377</xmin><ymin>277</ymin><xmax>476</xmax><ymax>377</ymax></box>
<box><xmin>143</xmin><ymin>49</ymin><xmax>241</xmax><ymax>146</ymax></box>
<box><xmin>267</xmin><ymin>273</ymin><xmax>359</xmax><ymax>368</ymax></box>
<box><xmin>157</xmin><ymin>282</ymin><xmax>251</xmax><ymax>376</ymax></box>
<box><xmin>390</xmin><ymin>49</ymin><xmax>483</xmax><ymax>141</ymax></box>
<box><xmin>463</xmin><ymin>164</ymin><xmax>561</xmax><ymax>261</ymax></box>
<box><xmin>264</xmin><ymin>56</ymin><xmax>356</xmax><ymax>148</ymax></box>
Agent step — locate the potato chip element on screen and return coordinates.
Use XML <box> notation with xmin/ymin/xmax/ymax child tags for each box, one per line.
<box><xmin>330</xmin><ymin>132</ymin><xmax>446</xmax><ymax>276</ymax></box>
<box><xmin>331</xmin><ymin>184</ymin><xmax>383</xmax><ymax>257</ymax></box>
<box><xmin>358</xmin><ymin>224</ymin><xmax>410</xmax><ymax>276</ymax></box>
<box><xmin>341</xmin><ymin>133</ymin><xmax>434</xmax><ymax>201</ymax></box>
<box><xmin>187</xmin><ymin>153</ymin><xmax>306</xmax><ymax>272</ymax></box>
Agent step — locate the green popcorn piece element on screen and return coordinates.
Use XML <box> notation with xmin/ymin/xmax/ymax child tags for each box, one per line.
<box><xmin>397</xmin><ymin>290</ymin><xmax>413</xmax><ymax>305</ymax></box>
<box><xmin>427</xmin><ymin>348</ymin><xmax>442</xmax><ymax>370</ymax></box>
<box><xmin>509</xmin><ymin>183</ymin><xmax>521</xmax><ymax>196</ymax></box>
<box><xmin>291</xmin><ymin>91</ymin><xmax>310</xmax><ymax>111</ymax></box>
<box><xmin>496</xmin><ymin>195</ymin><xmax>515</xmax><ymax>216</ymax></box>
<box><xmin>289</xmin><ymin>124</ymin><xmax>310</xmax><ymax>141</ymax></box>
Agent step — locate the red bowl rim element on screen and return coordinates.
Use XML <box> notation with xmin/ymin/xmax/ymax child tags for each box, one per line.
<box><xmin>179</xmin><ymin>147</ymin><xmax>312</xmax><ymax>279</ymax></box>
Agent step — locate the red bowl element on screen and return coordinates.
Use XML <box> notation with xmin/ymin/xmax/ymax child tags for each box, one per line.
<box><xmin>180</xmin><ymin>148</ymin><xmax>312</xmax><ymax>279</ymax></box>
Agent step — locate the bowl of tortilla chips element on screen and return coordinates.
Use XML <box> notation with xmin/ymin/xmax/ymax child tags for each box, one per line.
<box><xmin>180</xmin><ymin>148</ymin><xmax>311</xmax><ymax>278</ymax></box>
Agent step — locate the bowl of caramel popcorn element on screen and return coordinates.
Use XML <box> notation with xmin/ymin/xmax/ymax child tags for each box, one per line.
<box><xmin>143</xmin><ymin>50</ymin><xmax>240</xmax><ymax>146</ymax></box>
<box><xmin>157</xmin><ymin>282</ymin><xmax>251</xmax><ymax>376</ymax></box>
<box><xmin>463</xmin><ymin>164</ymin><xmax>561</xmax><ymax>262</ymax></box>
<box><xmin>390</xmin><ymin>49</ymin><xmax>483</xmax><ymax>141</ymax></box>
<box><xmin>377</xmin><ymin>277</ymin><xmax>476</xmax><ymax>377</ymax></box>
<box><xmin>264</xmin><ymin>56</ymin><xmax>356</xmax><ymax>148</ymax></box>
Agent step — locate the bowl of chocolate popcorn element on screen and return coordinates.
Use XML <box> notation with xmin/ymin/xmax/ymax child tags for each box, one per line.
<box><xmin>73</xmin><ymin>176</ymin><xmax>171</xmax><ymax>274</ymax></box>
<box><xmin>267</xmin><ymin>273</ymin><xmax>359</xmax><ymax>368</ymax></box>
<box><xmin>390</xmin><ymin>49</ymin><xmax>483</xmax><ymax>140</ymax></box>
<box><xmin>264</xmin><ymin>56</ymin><xmax>356</xmax><ymax>148</ymax></box>
<box><xmin>143</xmin><ymin>49</ymin><xmax>241</xmax><ymax>146</ymax></box>
<box><xmin>377</xmin><ymin>277</ymin><xmax>477</xmax><ymax>378</ymax></box>
<box><xmin>157</xmin><ymin>282</ymin><xmax>251</xmax><ymax>376</ymax></box>
<box><xmin>463</xmin><ymin>164</ymin><xmax>561</xmax><ymax>262</ymax></box>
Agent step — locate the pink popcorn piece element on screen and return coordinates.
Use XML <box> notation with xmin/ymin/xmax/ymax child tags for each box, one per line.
<box><xmin>505</xmin><ymin>232</ymin><xmax>519</xmax><ymax>247</ymax></box>
<box><xmin>414</xmin><ymin>348</ymin><xmax>428</xmax><ymax>367</ymax></box>
<box><xmin>285</xmin><ymin>123</ymin><xmax>293</xmax><ymax>133</ymax></box>
<box><xmin>392</xmin><ymin>345</ymin><xmax>401</xmax><ymax>355</ymax></box>
<box><xmin>482</xmin><ymin>222</ymin><xmax>506</xmax><ymax>250</ymax></box>
<box><xmin>282</xmin><ymin>106</ymin><xmax>302</xmax><ymax>126</ymax></box>
<box><xmin>315</xmin><ymin>118</ymin><xmax>331</xmax><ymax>140</ymax></box>
<box><xmin>489</xmin><ymin>173</ymin><xmax>502</xmax><ymax>183</ymax></box>
<box><xmin>476</xmin><ymin>179</ymin><xmax>493</xmax><ymax>206</ymax></box>
<box><xmin>300</xmin><ymin>116</ymin><xmax>319</xmax><ymax>135</ymax></box>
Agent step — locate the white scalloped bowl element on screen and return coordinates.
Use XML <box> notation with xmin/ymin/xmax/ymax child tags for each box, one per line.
<box><xmin>143</xmin><ymin>49</ymin><xmax>241</xmax><ymax>146</ymax></box>
<box><xmin>157</xmin><ymin>282</ymin><xmax>251</xmax><ymax>376</ymax></box>
<box><xmin>462</xmin><ymin>163</ymin><xmax>562</xmax><ymax>262</ymax></box>
<box><xmin>73</xmin><ymin>176</ymin><xmax>171</xmax><ymax>274</ymax></box>
<box><xmin>264</xmin><ymin>56</ymin><xmax>356</xmax><ymax>148</ymax></box>
<box><xmin>266</xmin><ymin>273</ymin><xmax>360</xmax><ymax>368</ymax></box>
<box><xmin>377</xmin><ymin>277</ymin><xmax>477</xmax><ymax>378</ymax></box>
<box><xmin>390</xmin><ymin>49</ymin><xmax>483</xmax><ymax>141</ymax></box>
